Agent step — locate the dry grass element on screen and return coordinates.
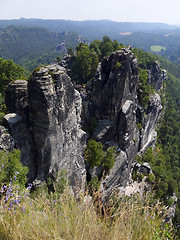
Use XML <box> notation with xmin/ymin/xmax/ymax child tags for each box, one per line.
<box><xmin>0</xmin><ymin>187</ymin><xmax>175</xmax><ymax>240</ymax></box>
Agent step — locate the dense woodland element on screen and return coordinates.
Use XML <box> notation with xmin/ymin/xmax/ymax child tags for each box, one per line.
<box><xmin>0</xmin><ymin>19</ymin><xmax>180</xmax><ymax>64</ymax></box>
<box><xmin>0</xmin><ymin>26</ymin><xmax>85</xmax><ymax>72</ymax></box>
<box><xmin>0</xmin><ymin>27</ymin><xmax>180</xmax><ymax>238</ymax></box>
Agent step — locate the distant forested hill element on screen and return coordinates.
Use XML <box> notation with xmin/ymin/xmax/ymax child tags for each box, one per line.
<box><xmin>0</xmin><ymin>19</ymin><xmax>180</xmax><ymax>64</ymax></box>
<box><xmin>0</xmin><ymin>25</ymin><xmax>85</xmax><ymax>71</ymax></box>
<box><xmin>116</xmin><ymin>32</ymin><xmax>180</xmax><ymax>64</ymax></box>
<box><xmin>0</xmin><ymin>19</ymin><xmax>176</xmax><ymax>38</ymax></box>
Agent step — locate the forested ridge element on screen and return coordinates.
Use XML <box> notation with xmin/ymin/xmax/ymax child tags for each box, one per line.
<box><xmin>0</xmin><ymin>35</ymin><xmax>180</xmax><ymax>238</ymax></box>
<box><xmin>0</xmin><ymin>19</ymin><xmax>180</xmax><ymax>64</ymax></box>
<box><xmin>0</xmin><ymin>26</ymin><xmax>85</xmax><ymax>72</ymax></box>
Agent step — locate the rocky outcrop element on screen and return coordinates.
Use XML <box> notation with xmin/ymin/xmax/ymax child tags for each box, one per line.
<box><xmin>0</xmin><ymin>125</ymin><xmax>14</xmax><ymax>151</ymax></box>
<box><xmin>86</xmin><ymin>47</ymin><xmax>165</xmax><ymax>198</ymax></box>
<box><xmin>5</xmin><ymin>80</ymin><xmax>36</xmax><ymax>181</ymax></box>
<box><xmin>147</xmin><ymin>61</ymin><xmax>166</xmax><ymax>91</ymax></box>
<box><xmin>28</xmin><ymin>64</ymin><xmax>86</xmax><ymax>192</ymax></box>
<box><xmin>3</xmin><ymin>113</ymin><xmax>36</xmax><ymax>181</ymax></box>
<box><xmin>140</xmin><ymin>93</ymin><xmax>162</xmax><ymax>152</ymax></box>
<box><xmin>5</xmin><ymin>80</ymin><xmax>29</xmax><ymax>119</ymax></box>
<box><xmin>115</xmin><ymin>162</ymin><xmax>153</xmax><ymax>197</ymax></box>
<box><xmin>4</xmin><ymin>64</ymin><xmax>86</xmax><ymax>193</ymax></box>
<box><xmin>3</xmin><ymin>47</ymin><xmax>165</xmax><ymax>198</ymax></box>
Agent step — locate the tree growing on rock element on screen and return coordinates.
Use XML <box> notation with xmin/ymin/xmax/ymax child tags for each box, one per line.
<box><xmin>85</xmin><ymin>139</ymin><xmax>116</xmax><ymax>173</ymax></box>
<box><xmin>70</xmin><ymin>43</ymin><xmax>99</xmax><ymax>84</ymax></box>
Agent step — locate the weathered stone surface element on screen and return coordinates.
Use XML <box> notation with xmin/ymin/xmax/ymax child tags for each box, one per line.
<box><xmin>3</xmin><ymin>47</ymin><xmax>165</xmax><ymax>198</ymax></box>
<box><xmin>147</xmin><ymin>61</ymin><xmax>166</xmax><ymax>91</ymax></box>
<box><xmin>140</xmin><ymin>93</ymin><xmax>162</xmax><ymax>152</ymax></box>
<box><xmin>3</xmin><ymin>64</ymin><xmax>86</xmax><ymax>193</ymax></box>
<box><xmin>102</xmin><ymin>150</ymin><xmax>128</xmax><ymax>198</ymax></box>
<box><xmin>3</xmin><ymin>113</ymin><xmax>36</xmax><ymax>181</ymax></box>
<box><xmin>0</xmin><ymin>125</ymin><xmax>14</xmax><ymax>151</ymax></box>
<box><xmin>88</xmin><ymin>46</ymin><xmax>138</xmax><ymax>120</ymax></box>
<box><xmin>28</xmin><ymin>64</ymin><xmax>86</xmax><ymax>192</ymax></box>
<box><xmin>5</xmin><ymin>80</ymin><xmax>28</xmax><ymax>118</ymax></box>
<box><xmin>86</xmin><ymin>47</ymin><xmax>164</xmax><ymax>198</ymax></box>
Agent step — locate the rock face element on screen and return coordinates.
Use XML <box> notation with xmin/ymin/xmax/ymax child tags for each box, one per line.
<box><xmin>3</xmin><ymin>47</ymin><xmax>165</xmax><ymax>197</ymax></box>
<box><xmin>0</xmin><ymin>125</ymin><xmax>14</xmax><ymax>151</ymax></box>
<box><xmin>86</xmin><ymin>47</ymin><xmax>165</xmax><ymax>198</ymax></box>
<box><xmin>28</xmin><ymin>64</ymin><xmax>86</xmax><ymax>191</ymax></box>
<box><xmin>5</xmin><ymin>64</ymin><xmax>86</xmax><ymax>192</ymax></box>
<box><xmin>147</xmin><ymin>61</ymin><xmax>166</xmax><ymax>91</ymax></box>
<box><xmin>5</xmin><ymin>80</ymin><xmax>29</xmax><ymax>118</ymax></box>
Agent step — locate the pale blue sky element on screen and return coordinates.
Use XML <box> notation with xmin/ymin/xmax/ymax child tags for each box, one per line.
<box><xmin>0</xmin><ymin>0</ymin><xmax>179</xmax><ymax>25</ymax></box>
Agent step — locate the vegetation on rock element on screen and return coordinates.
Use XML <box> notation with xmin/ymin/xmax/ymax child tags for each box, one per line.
<box><xmin>0</xmin><ymin>149</ymin><xmax>28</xmax><ymax>188</ymax></box>
<box><xmin>85</xmin><ymin>139</ymin><xmax>115</xmax><ymax>174</ymax></box>
<box><xmin>0</xmin><ymin>58</ymin><xmax>25</xmax><ymax>123</ymax></box>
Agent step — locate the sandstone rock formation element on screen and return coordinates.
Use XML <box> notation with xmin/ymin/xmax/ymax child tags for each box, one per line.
<box><xmin>4</xmin><ymin>64</ymin><xmax>86</xmax><ymax>193</ymax></box>
<box><xmin>3</xmin><ymin>47</ymin><xmax>166</xmax><ymax>197</ymax></box>
<box><xmin>5</xmin><ymin>80</ymin><xmax>29</xmax><ymax>119</ymax></box>
<box><xmin>85</xmin><ymin>46</ymin><xmax>165</xmax><ymax>198</ymax></box>
<box><xmin>147</xmin><ymin>61</ymin><xmax>166</xmax><ymax>91</ymax></box>
<box><xmin>0</xmin><ymin>125</ymin><xmax>14</xmax><ymax>151</ymax></box>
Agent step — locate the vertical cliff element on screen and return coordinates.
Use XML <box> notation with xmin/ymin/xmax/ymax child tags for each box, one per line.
<box><xmin>86</xmin><ymin>46</ymin><xmax>165</xmax><ymax>198</ymax></box>
<box><xmin>28</xmin><ymin>64</ymin><xmax>86</xmax><ymax>191</ymax></box>
<box><xmin>3</xmin><ymin>47</ymin><xmax>166</xmax><ymax>197</ymax></box>
<box><xmin>5</xmin><ymin>65</ymin><xmax>86</xmax><ymax>193</ymax></box>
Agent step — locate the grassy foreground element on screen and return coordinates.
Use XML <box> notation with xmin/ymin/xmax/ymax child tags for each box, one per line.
<box><xmin>0</xmin><ymin>183</ymin><xmax>175</xmax><ymax>240</ymax></box>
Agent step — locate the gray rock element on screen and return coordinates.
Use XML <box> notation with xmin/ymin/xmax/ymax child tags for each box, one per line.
<box><xmin>165</xmin><ymin>193</ymin><xmax>177</xmax><ymax>223</ymax></box>
<box><xmin>102</xmin><ymin>150</ymin><xmax>128</xmax><ymax>199</ymax></box>
<box><xmin>3</xmin><ymin>113</ymin><xmax>36</xmax><ymax>181</ymax></box>
<box><xmin>5</xmin><ymin>80</ymin><xmax>28</xmax><ymax>118</ymax></box>
<box><xmin>140</xmin><ymin>93</ymin><xmax>162</xmax><ymax>152</ymax></box>
<box><xmin>3</xmin><ymin>48</ymin><xmax>165</xmax><ymax>198</ymax></box>
<box><xmin>0</xmin><ymin>125</ymin><xmax>14</xmax><ymax>151</ymax></box>
<box><xmin>85</xmin><ymin>47</ymin><xmax>164</xmax><ymax>198</ymax></box>
<box><xmin>4</xmin><ymin>64</ymin><xmax>87</xmax><ymax>194</ymax></box>
<box><xmin>28</xmin><ymin>64</ymin><xmax>86</xmax><ymax>193</ymax></box>
<box><xmin>133</xmin><ymin>162</ymin><xmax>152</xmax><ymax>175</ymax></box>
<box><xmin>147</xmin><ymin>61</ymin><xmax>166</xmax><ymax>91</ymax></box>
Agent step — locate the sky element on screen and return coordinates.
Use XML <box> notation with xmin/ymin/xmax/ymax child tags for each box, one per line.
<box><xmin>0</xmin><ymin>0</ymin><xmax>180</xmax><ymax>25</ymax></box>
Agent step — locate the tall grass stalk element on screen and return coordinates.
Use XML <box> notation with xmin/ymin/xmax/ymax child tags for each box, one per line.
<box><xmin>0</xmin><ymin>187</ymin><xmax>175</xmax><ymax>240</ymax></box>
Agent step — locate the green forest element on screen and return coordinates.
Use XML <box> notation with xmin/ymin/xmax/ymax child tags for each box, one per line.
<box><xmin>0</xmin><ymin>26</ymin><xmax>84</xmax><ymax>73</ymax></box>
<box><xmin>0</xmin><ymin>34</ymin><xmax>180</xmax><ymax>238</ymax></box>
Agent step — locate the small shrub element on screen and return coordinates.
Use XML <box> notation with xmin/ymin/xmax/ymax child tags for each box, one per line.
<box><xmin>33</xmin><ymin>66</ymin><xmax>44</xmax><ymax>72</ymax></box>
<box><xmin>137</xmin><ymin>123</ymin><xmax>142</xmax><ymax>130</ymax></box>
<box><xmin>115</xmin><ymin>61</ymin><xmax>122</xmax><ymax>71</ymax></box>
<box><xmin>47</xmin><ymin>170</ymin><xmax>68</xmax><ymax>194</ymax></box>
<box><xmin>0</xmin><ymin>112</ymin><xmax>5</xmax><ymax>125</ymax></box>
<box><xmin>132</xmin><ymin>169</ymin><xmax>138</xmax><ymax>181</ymax></box>
<box><xmin>138</xmin><ymin>68</ymin><xmax>154</xmax><ymax>109</ymax></box>
<box><xmin>0</xmin><ymin>149</ymin><xmax>28</xmax><ymax>188</ymax></box>
<box><xmin>85</xmin><ymin>140</ymin><xmax>116</xmax><ymax>172</ymax></box>
<box><xmin>103</xmin><ymin>147</ymin><xmax>116</xmax><ymax>174</ymax></box>
<box><xmin>85</xmin><ymin>139</ymin><xmax>104</xmax><ymax>168</ymax></box>
<box><xmin>146</xmin><ymin>173</ymin><xmax>156</xmax><ymax>184</ymax></box>
<box><xmin>88</xmin><ymin>176</ymin><xmax>101</xmax><ymax>194</ymax></box>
